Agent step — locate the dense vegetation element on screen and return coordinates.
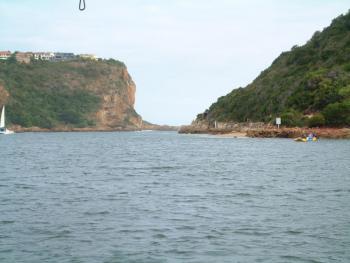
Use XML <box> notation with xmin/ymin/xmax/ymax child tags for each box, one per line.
<box><xmin>200</xmin><ymin>11</ymin><xmax>350</xmax><ymax>127</ymax></box>
<box><xmin>0</xmin><ymin>58</ymin><xmax>126</xmax><ymax>128</ymax></box>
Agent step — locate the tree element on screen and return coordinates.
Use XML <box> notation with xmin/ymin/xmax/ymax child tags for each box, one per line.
<box><xmin>308</xmin><ymin>113</ymin><xmax>325</xmax><ymax>127</ymax></box>
<box><xmin>323</xmin><ymin>102</ymin><xmax>350</xmax><ymax>126</ymax></box>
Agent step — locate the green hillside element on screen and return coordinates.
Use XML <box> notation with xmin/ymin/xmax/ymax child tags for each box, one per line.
<box><xmin>0</xmin><ymin>58</ymin><xmax>140</xmax><ymax>129</ymax></box>
<box><xmin>199</xmin><ymin>11</ymin><xmax>350</xmax><ymax>127</ymax></box>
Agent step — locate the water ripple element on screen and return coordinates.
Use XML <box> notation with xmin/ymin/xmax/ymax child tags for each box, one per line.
<box><xmin>0</xmin><ymin>132</ymin><xmax>349</xmax><ymax>262</ymax></box>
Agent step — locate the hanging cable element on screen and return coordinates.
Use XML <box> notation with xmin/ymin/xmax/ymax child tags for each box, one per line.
<box><xmin>79</xmin><ymin>0</ymin><xmax>86</xmax><ymax>11</ymax></box>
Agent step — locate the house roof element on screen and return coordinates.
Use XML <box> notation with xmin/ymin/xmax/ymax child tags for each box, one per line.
<box><xmin>0</xmin><ymin>51</ymin><xmax>11</xmax><ymax>56</ymax></box>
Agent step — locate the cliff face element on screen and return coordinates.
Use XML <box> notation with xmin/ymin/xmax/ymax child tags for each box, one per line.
<box><xmin>0</xmin><ymin>59</ymin><xmax>142</xmax><ymax>130</ymax></box>
<box><xmin>81</xmin><ymin>63</ymin><xmax>142</xmax><ymax>129</ymax></box>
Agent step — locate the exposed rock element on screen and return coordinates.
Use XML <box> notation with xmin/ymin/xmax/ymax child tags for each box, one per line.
<box><xmin>247</xmin><ymin>127</ymin><xmax>350</xmax><ymax>139</ymax></box>
<box><xmin>179</xmin><ymin>120</ymin><xmax>270</xmax><ymax>134</ymax></box>
<box><xmin>90</xmin><ymin>67</ymin><xmax>142</xmax><ymax>129</ymax></box>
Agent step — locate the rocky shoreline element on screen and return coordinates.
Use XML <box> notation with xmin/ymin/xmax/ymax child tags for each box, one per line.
<box><xmin>246</xmin><ymin>127</ymin><xmax>350</xmax><ymax>139</ymax></box>
<box><xmin>179</xmin><ymin>122</ymin><xmax>350</xmax><ymax>139</ymax></box>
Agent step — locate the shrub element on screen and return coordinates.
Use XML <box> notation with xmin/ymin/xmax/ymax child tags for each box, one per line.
<box><xmin>280</xmin><ymin>110</ymin><xmax>305</xmax><ymax>127</ymax></box>
<box><xmin>339</xmin><ymin>85</ymin><xmax>350</xmax><ymax>98</ymax></box>
<box><xmin>307</xmin><ymin>113</ymin><xmax>326</xmax><ymax>127</ymax></box>
<box><xmin>343</xmin><ymin>62</ymin><xmax>350</xmax><ymax>72</ymax></box>
<box><xmin>0</xmin><ymin>61</ymin><xmax>102</xmax><ymax>128</ymax></box>
<box><xmin>322</xmin><ymin>101</ymin><xmax>350</xmax><ymax>126</ymax></box>
<box><xmin>59</xmin><ymin>110</ymin><xmax>83</xmax><ymax>124</ymax></box>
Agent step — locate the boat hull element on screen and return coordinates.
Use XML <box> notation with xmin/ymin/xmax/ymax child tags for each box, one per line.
<box><xmin>294</xmin><ymin>137</ymin><xmax>317</xmax><ymax>142</ymax></box>
<box><xmin>0</xmin><ymin>129</ymin><xmax>14</xmax><ymax>135</ymax></box>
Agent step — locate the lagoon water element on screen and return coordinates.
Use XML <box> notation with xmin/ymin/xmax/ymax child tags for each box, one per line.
<box><xmin>0</xmin><ymin>131</ymin><xmax>349</xmax><ymax>263</ymax></box>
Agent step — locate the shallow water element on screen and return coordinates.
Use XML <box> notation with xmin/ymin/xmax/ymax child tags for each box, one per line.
<box><xmin>0</xmin><ymin>131</ymin><xmax>349</xmax><ymax>263</ymax></box>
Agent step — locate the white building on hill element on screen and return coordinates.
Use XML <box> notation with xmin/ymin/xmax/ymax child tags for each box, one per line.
<box><xmin>33</xmin><ymin>52</ymin><xmax>55</xmax><ymax>61</ymax></box>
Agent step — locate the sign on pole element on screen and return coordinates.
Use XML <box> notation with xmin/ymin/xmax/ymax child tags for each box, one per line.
<box><xmin>276</xmin><ymin>117</ymin><xmax>281</xmax><ymax>129</ymax></box>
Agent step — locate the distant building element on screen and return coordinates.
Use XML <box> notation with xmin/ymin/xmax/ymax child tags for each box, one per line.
<box><xmin>79</xmin><ymin>54</ymin><xmax>98</xmax><ymax>60</ymax></box>
<box><xmin>33</xmin><ymin>52</ymin><xmax>55</xmax><ymax>61</ymax></box>
<box><xmin>1</xmin><ymin>50</ymin><xmax>101</xmax><ymax>63</ymax></box>
<box><xmin>53</xmin><ymin>52</ymin><xmax>76</xmax><ymax>61</ymax></box>
<box><xmin>15</xmin><ymin>52</ymin><xmax>33</xmax><ymax>64</ymax></box>
<box><xmin>0</xmin><ymin>51</ymin><xmax>11</xmax><ymax>60</ymax></box>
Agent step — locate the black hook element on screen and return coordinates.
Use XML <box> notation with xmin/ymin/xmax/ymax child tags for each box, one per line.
<box><xmin>79</xmin><ymin>0</ymin><xmax>86</xmax><ymax>11</ymax></box>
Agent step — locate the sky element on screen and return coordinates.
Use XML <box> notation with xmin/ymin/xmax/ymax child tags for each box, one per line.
<box><xmin>0</xmin><ymin>0</ymin><xmax>349</xmax><ymax>125</ymax></box>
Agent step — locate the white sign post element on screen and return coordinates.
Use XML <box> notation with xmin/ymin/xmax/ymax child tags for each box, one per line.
<box><xmin>276</xmin><ymin>117</ymin><xmax>281</xmax><ymax>129</ymax></box>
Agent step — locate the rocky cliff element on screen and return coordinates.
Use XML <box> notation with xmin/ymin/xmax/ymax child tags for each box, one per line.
<box><xmin>0</xmin><ymin>58</ymin><xmax>142</xmax><ymax>130</ymax></box>
<box><xmin>84</xmin><ymin>62</ymin><xmax>142</xmax><ymax>129</ymax></box>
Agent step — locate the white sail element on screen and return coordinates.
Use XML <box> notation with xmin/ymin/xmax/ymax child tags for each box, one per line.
<box><xmin>0</xmin><ymin>106</ymin><xmax>5</xmax><ymax>128</ymax></box>
<box><xmin>0</xmin><ymin>106</ymin><xmax>13</xmax><ymax>134</ymax></box>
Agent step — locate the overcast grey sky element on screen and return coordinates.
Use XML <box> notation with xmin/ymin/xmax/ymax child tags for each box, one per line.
<box><xmin>0</xmin><ymin>0</ymin><xmax>349</xmax><ymax>125</ymax></box>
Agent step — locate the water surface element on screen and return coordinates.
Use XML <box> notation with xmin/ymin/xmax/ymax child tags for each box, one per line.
<box><xmin>0</xmin><ymin>132</ymin><xmax>349</xmax><ymax>262</ymax></box>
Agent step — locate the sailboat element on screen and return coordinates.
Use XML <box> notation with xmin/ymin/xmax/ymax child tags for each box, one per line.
<box><xmin>0</xmin><ymin>106</ymin><xmax>14</xmax><ymax>135</ymax></box>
